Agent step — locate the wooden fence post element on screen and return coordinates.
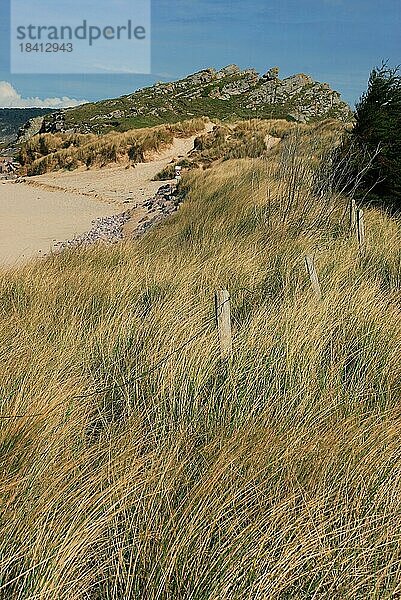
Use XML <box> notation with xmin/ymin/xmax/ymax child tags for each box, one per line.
<box><xmin>305</xmin><ymin>255</ymin><xmax>322</xmax><ymax>300</ymax></box>
<box><xmin>215</xmin><ymin>289</ymin><xmax>232</xmax><ymax>360</ymax></box>
<box><xmin>349</xmin><ymin>198</ymin><xmax>357</xmax><ymax>230</ymax></box>
<box><xmin>357</xmin><ymin>209</ymin><xmax>365</xmax><ymax>253</ymax></box>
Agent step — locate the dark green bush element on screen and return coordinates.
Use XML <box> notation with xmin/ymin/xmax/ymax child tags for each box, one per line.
<box><xmin>352</xmin><ymin>64</ymin><xmax>401</xmax><ymax>203</ymax></box>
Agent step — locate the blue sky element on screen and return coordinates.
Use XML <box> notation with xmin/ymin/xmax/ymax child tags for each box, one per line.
<box><xmin>0</xmin><ymin>0</ymin><xmax>400</xmax><ymax>108</ymax></box>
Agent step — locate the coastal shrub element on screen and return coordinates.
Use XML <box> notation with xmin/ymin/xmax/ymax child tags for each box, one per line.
<box><xmin>351</xmin><ymin>63</ymin><xmax>401</xmax><ymax>204</ymax></box>
<box><xmin>153</xmin><ymin>158</ymin><xmax>197</xmax><ymax>181</ymax></box>
<box><xmin>18</xmin><ymin>132</ymin><xmax>96</xmax><ymax>166</ymax></box>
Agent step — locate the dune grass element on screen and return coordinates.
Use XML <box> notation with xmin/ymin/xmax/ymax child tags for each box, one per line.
<box><xmin>153</xmin><ymin>118</ymin><xmax>347</xmax><ymax>180</ymax></box>
<box><xmin>0</xmin><ymin>124</ymin><xmax>400</xmax><ymax>598</ymax></box>
<box><xmin>18</xmin><ymin>117</ymin><xmax>208</xmax><ymax>175</ymax></box>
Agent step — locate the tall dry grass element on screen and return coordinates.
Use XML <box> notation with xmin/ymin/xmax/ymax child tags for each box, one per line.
<box><xmin>154</xmin><ymin>118</ymin><xmax>347</xmax><ymax>180</ymax></box>
<box><xmin>0</xmin><ymin>123</ymin><xmax>400</xmax><ymax>598</ymax></box>
<box><xmin>19</xmin><ymin>118</ymin><xmax>208</xmax><ymax>175</ymax></box>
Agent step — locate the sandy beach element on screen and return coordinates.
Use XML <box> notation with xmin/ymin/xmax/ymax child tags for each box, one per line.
<box><xmin>0</xmin><ymin>127</ymin><xmax>212</xmax><ymax>268</ymax></box>
<box><xmin>0</xmin><ymin>181</ymin><xmax>118</xmax><ymax>267</ymax></box>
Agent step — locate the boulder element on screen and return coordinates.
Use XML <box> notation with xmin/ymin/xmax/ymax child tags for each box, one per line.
<box><xmin>216</xmin><ymin>64</ymin><xmax>241</xmax><ymax>79</ymax></box>
<box><xmin>263</xmin><ymin>67</ymin><xmax>280</xmax><ymax>81</ymax></box>
<box><xmin>17</xmin><ymin>116</ymin><xmax>45</xmax><ymax>143</ymax></box>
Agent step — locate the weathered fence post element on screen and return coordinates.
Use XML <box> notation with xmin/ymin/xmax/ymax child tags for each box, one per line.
<box><xmin>305</xmin><ymin>255</ymin><xmax>322</xmax><ymax>300</ymax></box>
<box><xmin>357</xmin><ymin>209</ymin><xmax>365</xmax><ymax>253</ymax></box>
<box><xmin>215</xmin><ymin>289</ymin><xmax>232</xmax><ymax>360</ymax></box>
<box><xmin>349</xmin><ymin>198</ymin><xmax>357</xmax><ymax>230</ymax></box>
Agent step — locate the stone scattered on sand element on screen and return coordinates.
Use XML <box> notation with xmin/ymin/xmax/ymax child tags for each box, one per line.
<box><xmin>54</xmin><ymin>211</ymin><xmax>132</xmax><ymax>250</ymax></box>
<box><xmin>55</xmin><ymin>185</ymin><xmax>180</xmax><ymax>251</ymax></box>
<box><xmin>131</xmin><ymin>185</ymin><xmax>179</xmax><ymax>238</ymax></box>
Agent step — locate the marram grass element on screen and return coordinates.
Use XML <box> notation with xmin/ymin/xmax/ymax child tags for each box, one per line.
<box><xmin>19</xmin><ymin>117</ymin><xmax>208</xmax><ymax>175</ymax></box>
<box><xmin>0</xmin><ymin>125</ymin><xmax>400</xmax><ymax>598</ymax></box>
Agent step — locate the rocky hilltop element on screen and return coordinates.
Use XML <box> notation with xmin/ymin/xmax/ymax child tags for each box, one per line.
<box><xmin>41</xmin><ymin>65</ymin><xmax>353</xmax><ymax>135</ymax></box>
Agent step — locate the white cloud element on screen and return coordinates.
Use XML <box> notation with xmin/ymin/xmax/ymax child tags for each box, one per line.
<box><xmin>0</xmin><ymin>81</ymin><xmax>86</xmax><ymax>108</ymax></box>
<box><xmin>91</xmin><ymin>63</ymin><xmax>140</xmax><ymax>74</ymax></box>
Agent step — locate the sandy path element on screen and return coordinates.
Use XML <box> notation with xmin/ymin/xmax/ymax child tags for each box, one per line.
<box><xmin>26</xmin><ymin>133</ymin><xmax>208</xmax><ymax>205</ymax></box>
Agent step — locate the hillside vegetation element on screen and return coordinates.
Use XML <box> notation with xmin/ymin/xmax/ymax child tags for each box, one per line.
<box><xmin>0</xmin><ymin>108</ymin><xmax>55</xmax><ymax>146</ymax></box>
<box><xmin>154</xmin><ymin>118</ymin><xmax>347</xmax><ymax>179</ymax></box>
<box><xmin>1</xmin><ymin>121</ymin><xmax>400</xmax><ymax>598</ymax></box>
<box><xmin>40</xmin><ymin>65</ymin><xmax>353</xmax><ymax>136</ymax></box>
